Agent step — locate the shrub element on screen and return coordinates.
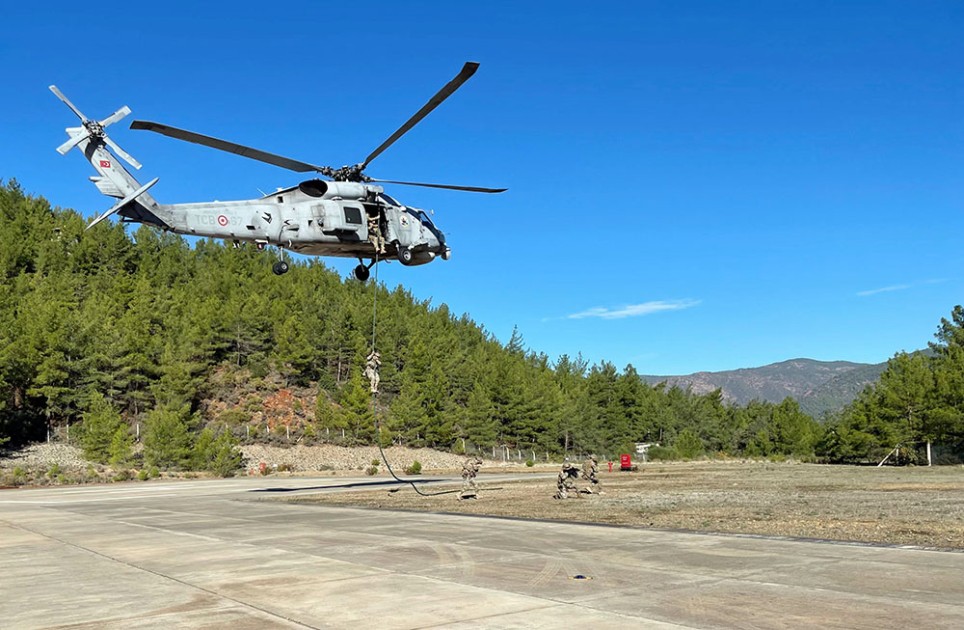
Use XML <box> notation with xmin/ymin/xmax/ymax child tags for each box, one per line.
<box><xmin>405</xmin><ymin>460</ymin><xmax>422</xmax><ymax>475</ymax></box>
<box><xmin>219</xmin><ymin>409</ymin><xmax>250</xmax><ymax>425</ymax></box>
<box><xmin>674</xmin><ymin>429</ymin><xmax>704</xmax><ymax>460</ymax></box>
<box><xmin>371</xmin><ymin>458</ymin><xmax>381</xmax><ymax>466</ymax></box>
<box><xmin>143</xmin><ymin>406</ymin><xmax>193</xmax><ymax>470</ymax></box>
<box><xmin>366</xmin><ymin>465</ymin><xmax>379</xmax><ymax>476</ymax></box>
<box><xmin>648</xmin><ymin>445</ymin><xmax>678</xmax><ymax>461</ymax></box>
<box><xmin>137</xmin><ymin>469</ymin><xmax>149</xmax><ymax>481</ymax></box>
<box><xmin>525</xmin><ymin>459</ymin><xmax>534</xmax><ymax>467</ymax></box>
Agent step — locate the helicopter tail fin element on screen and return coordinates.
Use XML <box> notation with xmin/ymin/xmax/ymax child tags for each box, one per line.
<box><xmin>50</xmin><ymin>85</ymin><xmax>167</xmax><ymax>228</ymax></box>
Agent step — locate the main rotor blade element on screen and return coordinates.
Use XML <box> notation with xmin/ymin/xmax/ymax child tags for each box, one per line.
<box><xmin>130</xmin><ymin>120</ymin><xmax>328</xmax><ymax>173</ymax></box>
<box><xmin>361</xmin><ymin>61</ymin><xmax>480</xmax><ymax>170</ymax></box>
<box><xmin>369</xmin><ymin>177</ymin><xmax>506</xmax><ymax>193</ymax></box>
<box><xmin>100</xmin><ymin>105</ymin><xmax>132</xmax><ymax>128</ymax></box>
<box><xmin>49</xmin><ymin>85</ymin><xmax>89</xmax><ymax>122</ymax></box>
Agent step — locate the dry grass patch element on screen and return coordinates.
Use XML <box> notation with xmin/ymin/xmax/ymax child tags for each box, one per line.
<box><xmin>289</xmin><ymin>460</ymin><xmax>964</xmax><ymax>549</ymax></box>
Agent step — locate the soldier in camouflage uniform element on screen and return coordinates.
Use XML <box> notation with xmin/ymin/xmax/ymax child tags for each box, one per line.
<box><xmin>364</xmin><ymin>350</ymin><xmax>381</xmax><ymax>393</ymax></box>
<box><xmin>459</xmin><ymin>455</ymin><xmax>483</xmax><ymax>500</ymax></box>
<box><xmin>553</xmin><ymin>462</ymin><xmax>579</xmax><ymax>499</ymax></box>
<box><xmin>582</xmin><ymin>454</ymin><xmax>601</xmax><ymax>494</ymax></box>
<box><xmin>367</xmin><ymin>212</ymin><xmax>386</xmax><ymax>254</ymax></box>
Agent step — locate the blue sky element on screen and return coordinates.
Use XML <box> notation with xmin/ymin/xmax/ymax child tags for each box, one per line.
<box><xmin>3</xmin><ymin>1</ymin><xmax>962</xmax><ymax>375</ymax></box>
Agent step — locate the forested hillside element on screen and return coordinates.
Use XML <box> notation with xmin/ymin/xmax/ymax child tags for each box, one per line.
<box><xmin>643</xmin><ymin>359</ymin><xmax>888</xmax><ymax>417</ymax></box>
<box><xmin>0</xmin><ymin>180</ymin><xmax>915</xmax><ymax>466</ymax></box>
<box><xmin>823</xmin><ymin>309</ymin><xmax>964</xmax><ymax>464</ymax></box>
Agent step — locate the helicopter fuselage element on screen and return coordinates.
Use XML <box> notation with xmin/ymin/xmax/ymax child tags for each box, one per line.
<box><xmin>155</xmin><ymin>180</ymin><xmax>449</xmax><ymax>265</ymax></box>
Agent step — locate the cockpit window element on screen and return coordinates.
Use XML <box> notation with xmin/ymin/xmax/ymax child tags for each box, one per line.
<box><xmin>378</xmin><ymin>193</ymin><xmax>401</xmax><ymax>207</ymax></box>
<box><xmin>414</xmin><ymin>210</ymin><xmax>436</xmax><ymax>228</ymax></box>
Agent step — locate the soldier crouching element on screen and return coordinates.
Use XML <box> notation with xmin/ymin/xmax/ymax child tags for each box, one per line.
<box><xmin>553</xmin><ymin>462</ymin><xmax>580</xmax><ymax>499</ymax></box>
<box><xmin>581</xmin><ymin>454</ymin><xmax>601</xmax><ymax>494</ymax></box>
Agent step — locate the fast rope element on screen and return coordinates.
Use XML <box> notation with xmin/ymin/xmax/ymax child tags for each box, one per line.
<box><xmin>368</xmin><ymin>252</ymin><xmax>459</xmax><ymax>497</ymax></box>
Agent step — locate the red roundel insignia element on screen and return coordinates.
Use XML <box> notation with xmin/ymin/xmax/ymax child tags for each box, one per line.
<box><xmin>217</xmin><ymin>215</ymin><xmax>229</xmax><ymax>226</ymax></box>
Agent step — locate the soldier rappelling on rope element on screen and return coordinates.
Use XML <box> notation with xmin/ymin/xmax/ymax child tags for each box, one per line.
<box><xmin>365</xmin><ymin>350</ymin><xmax>381</xmax><ymax>394</ymax></box>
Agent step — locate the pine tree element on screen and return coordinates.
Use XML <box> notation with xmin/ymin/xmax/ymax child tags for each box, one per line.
<box><xmin>80</xmin><ymin>393</ymin><xmax>123</xmax><ymax>464</ymax></box>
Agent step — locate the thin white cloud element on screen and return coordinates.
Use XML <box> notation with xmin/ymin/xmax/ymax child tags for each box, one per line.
<box><xmin>567</xmin><ymin>299</ymin><xmax>701</xmax><ymax>320</ymax></box>
<box><xmin>856</xmin><ymin>284</ymin><xmax>912</xmax><ymax>297</ymax></box>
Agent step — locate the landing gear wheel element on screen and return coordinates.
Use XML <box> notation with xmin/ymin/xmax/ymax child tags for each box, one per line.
<box><xmin>398</xmin><ymin>246</ymin><xmax>414</xmax><ymax>266</ymax></box>
<box><xmin>272</xmin><ymin>260</ymin><xmax>289</xmax><ymax>275</ymax></box>
<box><xmin>353</xmin><ymin>264</ymin><xmax>370</xmax><ymax>282</ymax></box>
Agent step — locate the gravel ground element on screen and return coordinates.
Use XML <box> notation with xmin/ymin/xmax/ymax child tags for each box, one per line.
<box><xmin>239</xmin><ymin>443</ymin><xmax>470</xmax><ymax>474</ymax></box>
<box><xmin>0</xmin><ymin>443</ymin><xmax>90</xmax><ymax>471</ymax></box>
<box><xmin>291</xmin><ymin>460</ymin><xmax>964</xmax><ymax>550</ymax></box>
<box><xmin>0</xmin><ymin>442</ymin><xmax>473</xmax><ymax>475</ymax></box>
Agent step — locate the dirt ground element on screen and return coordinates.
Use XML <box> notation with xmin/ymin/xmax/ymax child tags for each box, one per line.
<box><xmin>290</xmin><ymin>460</ymin><xmax>964</xmax><ymax>550</ymax></box>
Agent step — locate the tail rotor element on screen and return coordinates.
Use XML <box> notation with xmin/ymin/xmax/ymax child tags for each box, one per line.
<box><xmin>50</xmin><ymin>85</ymin><xmax>141</xmax><ymax>170</ymax></box>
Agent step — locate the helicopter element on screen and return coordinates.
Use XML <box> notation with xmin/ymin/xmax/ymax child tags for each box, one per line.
<box><xmin>51</xmin><ymin>62</ymin><xmax>505</xmax><ymax>281</ymax></box>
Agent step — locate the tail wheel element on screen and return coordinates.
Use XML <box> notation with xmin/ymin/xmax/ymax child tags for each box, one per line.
<box><xmin>272</xmin><ymin>260</ymin><xmax>289</xmax><ymax>275</ymax></box>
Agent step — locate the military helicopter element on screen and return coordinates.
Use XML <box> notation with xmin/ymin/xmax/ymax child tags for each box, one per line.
<box><xmin>51</xmin><ymin>62</ymin><xmax>505</xmax><ymax>281</ymax></box>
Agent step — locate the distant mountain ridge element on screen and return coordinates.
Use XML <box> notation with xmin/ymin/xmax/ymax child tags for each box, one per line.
<box><xmin>642</xmin><ymin>358</ymin><xmax>889</xmax><ymax>418</ymax></box>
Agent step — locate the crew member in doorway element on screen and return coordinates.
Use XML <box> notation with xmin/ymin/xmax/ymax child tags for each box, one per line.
<box><xmin>367</xmin><ymin>211</ymin><xmax>386</xmax><ymax>254</ymax></box>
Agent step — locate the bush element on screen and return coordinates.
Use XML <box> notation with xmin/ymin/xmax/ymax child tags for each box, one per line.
<box><xmin>366</xmin><ymin>465</ymin><xmax>379</xmax><ymax>476</ymax></box>
<box><xmin>405</xmin><ymin>460</ymin><xmax>422</xmax><ymax>475</ymax></box>
<box><xmin>193</xmin><ymin>428</ymin><xmax>243</xmax><ymax>477</ymax></box>
<box><xmin>143</xmin><ymin>406</ymin><xmax>193</xmax><ymax>470</ymax></box>
<box><xmin>648</xmin><ymin>445</ymin><xmax>679</xmax><ymax>461</ymax></box>
<box><xmin>137</xmin><ymin>469</ymin><xmax>149</xmax><ymax>481</ymax></box>
<box><xmin>674</xmin><ymin>429</ymin><xmax>705</xmax><ymax>460</ymax></box>
<box><xmin>219</xmin><ymin>409</ymin><xmax>250</xmax><ymax>425</ymax></box>
<box><xmin>525</xmin><ymin>459</ymin><xmax>534</xmax><ymax>467</ymax></box>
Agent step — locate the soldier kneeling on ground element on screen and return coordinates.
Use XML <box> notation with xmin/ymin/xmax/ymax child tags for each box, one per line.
<box><xmin>581</xmin><ymin>454</ymin><xmax>602</xmax><ymax>494</ymax></box>
<box><xmin>553</xmin><ymin>462</ymin><xmax>580</xmax><ymax>499</ymax></box>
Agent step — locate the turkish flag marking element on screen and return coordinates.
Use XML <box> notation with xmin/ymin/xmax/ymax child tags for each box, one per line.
<box><xmin>99</xmin><ymin>160</ymin><xmax>111</xmax><ymax>168</ymax></box>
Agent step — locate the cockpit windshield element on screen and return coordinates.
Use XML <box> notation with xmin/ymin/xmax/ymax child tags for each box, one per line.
<box><xmin>377</xmin><ymin>193</ymin><xmax>401</xmax><ymax>207</ymax></box>
<box><xmin>413</xmin><ymin>210</ymin><xmax>436</xmax><ymax>228</ymax></box>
